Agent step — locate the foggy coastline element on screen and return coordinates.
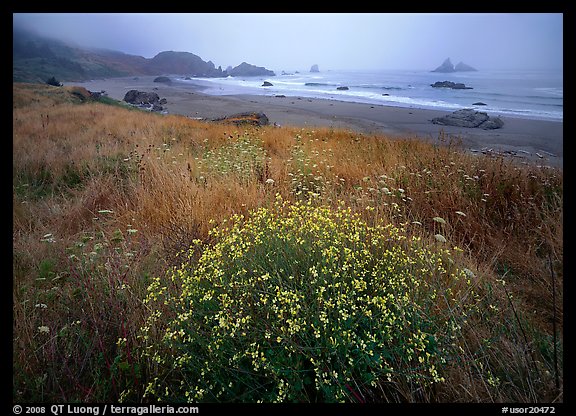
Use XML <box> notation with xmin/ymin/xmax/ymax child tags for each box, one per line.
<box><xmin>68</xmin><ymin>75</ymin><xmax>563</xmax><ymax>168</ymax></box>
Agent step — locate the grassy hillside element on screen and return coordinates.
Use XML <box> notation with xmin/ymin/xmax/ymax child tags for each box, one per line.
<box><xmin>13</xmin><ymin>28</ymin><xmax>132</xmax><ymax>82</ymax></box>
<box><xmin>13</xmin><ymin>28</ymin><xmax>223</xmax><ymax>83</ymax></box>
<box><xmin>13</xmin><ymin>83</ymin><xmax>563</xmax><ymax>403</ymax></box>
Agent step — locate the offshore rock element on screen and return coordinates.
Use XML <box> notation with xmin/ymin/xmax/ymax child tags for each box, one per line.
<box><xmin>432</xmin><ymin>58</ymin><xmax>477</xmax><ymax>72</ymax></box>
<box><xmin>310</xmin><ymin>64</ymin><xmax>320</xmax><ymax>73</ymax></box>
<box><xmin>455</xmin><ymin>61</ymin><xmax>477</xmax><ymax>71</ymax></box>
<box><xmin>431</xmin><ymin>81</ymin><xmax>473</xmax><ymax>89</ymax></box>
<box><xmin>432</xmin><ymin>58</ymin><xmax>455</xmax><ymax>73</ymax></box>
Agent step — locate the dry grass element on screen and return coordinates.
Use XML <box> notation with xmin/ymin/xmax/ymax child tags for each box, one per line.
<box><xmin>13</xmin><ymin>83</ymin><xmax>563</xmax><ymax>402</ymax></box>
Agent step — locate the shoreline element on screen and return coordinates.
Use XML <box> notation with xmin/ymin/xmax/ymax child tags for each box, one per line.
<box><xmin>66</xmin><ymin>76</ymin><xmax>563</xmax><ymax>168</ymax></box>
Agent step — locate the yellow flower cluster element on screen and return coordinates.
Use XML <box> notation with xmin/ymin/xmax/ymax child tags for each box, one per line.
<box><xmin>141</xmin><ymin>194</ymin><xmax>480</xmax><ymax>402</ymax></box>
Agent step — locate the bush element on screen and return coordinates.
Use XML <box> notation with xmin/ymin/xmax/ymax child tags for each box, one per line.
<box><xmin>46</xmin><ymin>76</ymin><xmax>62</xmax><ymax>87</ymax></box>
<box><xmin>140</xmin><ymin>195</ymin><xmax>484</xmax><ymax>402</ymax></box>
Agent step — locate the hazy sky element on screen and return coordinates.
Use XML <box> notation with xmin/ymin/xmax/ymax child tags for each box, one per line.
<box><xmin>13</xmin><ymin>13</ymin><xmax>563</xmax><ymax>71</ymax></box>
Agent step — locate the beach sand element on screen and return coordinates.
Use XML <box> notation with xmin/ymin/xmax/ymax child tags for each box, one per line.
<box><xmin>68</xmin><ymin>76</ymin><xmax>563</xmax><ymax>168</ymax></box>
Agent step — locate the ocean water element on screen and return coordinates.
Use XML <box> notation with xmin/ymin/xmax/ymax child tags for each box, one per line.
<box><xmin>178</xmin><ymin>68</ymin><xmax>563</xmax><ymax>121</ymax></box>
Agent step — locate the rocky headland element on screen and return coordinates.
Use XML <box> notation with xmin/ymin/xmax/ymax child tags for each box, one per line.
<box><xmin>13</xmin><ymin>26</ymin><xmax>276</xmax><ymax>83</ymax></box>
<box><xmin>228</xmin><ymin>62</ymin><xmax>275</xmax><ymax>77</ymax></box>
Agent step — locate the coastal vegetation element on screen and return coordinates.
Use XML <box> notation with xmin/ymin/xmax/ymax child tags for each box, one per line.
<box><xmin>13</xmin><ymin>83</ymin><xmax>563</xmax><ymax>403</ymax></box>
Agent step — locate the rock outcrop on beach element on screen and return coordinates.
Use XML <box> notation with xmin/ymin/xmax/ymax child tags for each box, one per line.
<box><xmin>123</xmin><ymin>90</ymin><xmax>166</xmax><ymax>112</ymax></box>
<box><xmin>431</xmin><ymin>109</ymin><xmax>503</xmax><ymax>130</ymax></box>
<box><xmin>209</xmin><ymin>112</ymin><xmax>270</xmax><ymax>126</ymax></box>
<box><xmin>310</xmin><ymin>64</ymin><xmax>320</xmax><ymax>73</ymax></box>
<box><xmin>431</xmin><ymin>81</ymin><xmax>473</xmax><ymax>89</ymax></box>
<box><xmin>153</xmin><ymin>76</ymin><xmax>172</xmax><ymax>84</ymax></box>
<box><xmin>432</xmin><ymin>58</ymin><xmax>477</xmax><ymax>73</ymax></box>
<box><xmin>228</xmin><ymin>62</ymin><xmax>275</xmax><ymax>77</ymax></box>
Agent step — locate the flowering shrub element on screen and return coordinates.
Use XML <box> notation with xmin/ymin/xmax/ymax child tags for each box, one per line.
<box><xmin>193</xmin><ymin>134</ymin><xmax>266</xmax><ymax>184</ymax></box>
<box><xmin>141</xmin><ymin>195</ymin><xmax>481</xmax><ymax>402</ymax></box>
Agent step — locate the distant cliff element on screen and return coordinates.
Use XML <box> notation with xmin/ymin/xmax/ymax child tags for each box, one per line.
<box><xmin>13</xmin><ymin>26</ymin><xmax>274</xmax><ymax>82</ymax></box>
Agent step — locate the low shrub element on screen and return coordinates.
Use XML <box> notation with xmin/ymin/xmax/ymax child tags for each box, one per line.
<box><xmin>140</xmin><ymin>195</ymin><xmax>485</xmax><ymax>402</ymax></box>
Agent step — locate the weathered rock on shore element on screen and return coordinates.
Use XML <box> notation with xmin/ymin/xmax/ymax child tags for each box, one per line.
<box><xmin>431</xmin><ymin>81</ymin><xmax>473</xmax><ymax>89</ymax></box>
<box><xmin>431</xmin><ymin>109</ymin><xmax>504</xmax><ymax>130</ymax></box>
<box><xmin>208</xmin><ymin>112</ymin><xmax>270</xmax><ymax>126</ymax></box>
<box><xmin>123</xmin><ymin>89</ymin><xmax>167</xmax><ymax>112</ymax></box>
<box><xmin>153</xmin><ymin>76</ymin><xmax>172</xmax><ymax>84</ymax></box>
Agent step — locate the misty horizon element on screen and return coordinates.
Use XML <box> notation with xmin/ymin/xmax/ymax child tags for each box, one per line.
<box><xmin>13</xmin><ymin>13</ymin><xmax>563</xmax><ymax>73</ymax></box>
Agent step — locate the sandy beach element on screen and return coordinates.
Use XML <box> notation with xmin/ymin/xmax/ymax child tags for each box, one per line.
<box><xmin>68</xmin><ymin>76</ymin><xmax>563</xmax><ymax>168</ymax></box>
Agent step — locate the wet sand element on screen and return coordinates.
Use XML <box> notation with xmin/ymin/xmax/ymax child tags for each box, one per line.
<box><xmin>68</xmin><ymin>76</ymin><xmax>563</xmax><ymax>168</ymax></box>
